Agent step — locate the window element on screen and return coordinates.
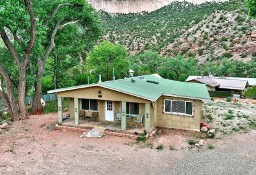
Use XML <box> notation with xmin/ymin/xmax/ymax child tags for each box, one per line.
<box><xmin>164</xmin><ymin>99</ymin><xmax>193</xmax><ymax>116</ymax></box>
<box><xmin>126</xmin><ymin>102</ymin><xmax>139</xmax><ymax>115</ymax></box>
<box><xmin>81</xmin><ymin>99</ymin><xmax>98</xmax><ymax>111</ymax></box>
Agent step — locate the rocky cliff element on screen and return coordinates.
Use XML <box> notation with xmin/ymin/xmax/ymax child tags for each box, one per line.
<box><xmin>88</xmin><ymin>0</ymin><xmax>227</xmax><ymax>13</ymax></box>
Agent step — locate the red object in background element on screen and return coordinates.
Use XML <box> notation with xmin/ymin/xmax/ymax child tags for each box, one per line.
<box><xmin>200</xmin><ymin>122</ymin><xmax>210</xmax><ymax>130</ymax></box>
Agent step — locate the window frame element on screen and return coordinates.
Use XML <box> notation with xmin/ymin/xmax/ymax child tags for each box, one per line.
<box><xmin>164</xmin><ymin>99</ymin><xmax>194</xmax><ymax>116</ymax></box>
<box><xmin>80</xmin><ymin>99</ymin><xmax>98</xmax><ymax>112</ymax></box>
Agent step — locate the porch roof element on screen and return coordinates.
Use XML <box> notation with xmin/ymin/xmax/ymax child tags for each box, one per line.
<box><xmin>48</xmin><ymin>74</ymin><xmax>210</xmax><ymax>101</ymax></box>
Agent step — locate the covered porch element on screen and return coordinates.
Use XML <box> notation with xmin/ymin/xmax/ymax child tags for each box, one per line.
<box><xmin>57</xmin><ymin>97</ymin><xmax>154</xmax><ymax>133</ymax></box>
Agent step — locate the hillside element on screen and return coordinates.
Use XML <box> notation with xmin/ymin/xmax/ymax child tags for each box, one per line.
<box><xmin>100</xmin><ymin>0</ymin><xmax>256</xmax><ymax>62</ymax></box>
<box><xmin>88</xmin><ymin>0</ymin><xmax>227</xmax><ymax>14</ymax></box>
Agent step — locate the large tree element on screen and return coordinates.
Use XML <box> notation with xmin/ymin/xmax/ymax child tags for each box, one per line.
<box><xmin>87</xmin><ymin>41</ymin><xmax>129</xmax><ymax>81</ymax></box>
<box><xmin>0</xmin><ymin>0</ymin><xmax>103</xmax><ymax>120</ymax></box>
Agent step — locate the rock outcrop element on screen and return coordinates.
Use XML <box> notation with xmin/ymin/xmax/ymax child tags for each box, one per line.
<box><xmin>88</xmin><ymin>0</ymin><xmax>227</xmax><ymax>14</ymax></box>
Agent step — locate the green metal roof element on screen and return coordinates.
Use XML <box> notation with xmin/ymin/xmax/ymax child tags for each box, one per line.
<box><xmin>48</xmin><ymin>74</ymin><xmax>210</xmax><ymax>101</ymax></box>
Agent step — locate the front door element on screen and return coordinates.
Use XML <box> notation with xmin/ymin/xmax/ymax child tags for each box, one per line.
<box><xmin>105</xmin><ymin>101</ymin><xmax>114</xmax><ymax>121</ymax></box>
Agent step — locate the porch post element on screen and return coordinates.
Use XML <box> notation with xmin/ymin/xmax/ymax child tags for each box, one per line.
<box><xmin>121</xmin><ymin>101</ymin><xmax>126</xmax><ymax>131</ymax></box>
<box><xmin>144</xmin><ymin>103</ymin><xmax>151</xmax><ymax>133</ymax></box>
<box><xmin>153</xmin><ymin>102</ymin><xmax>158</xmax><ymax>127</ymax></box>
<box><xmin>74</xmin><ymin>98</ymin><xmax>79</xmax><ymax>125</ymax></box>
<box><xmin>58</xmin><ymin>97</ymin><xmax>63</xmax><ymax>124</ymax></box>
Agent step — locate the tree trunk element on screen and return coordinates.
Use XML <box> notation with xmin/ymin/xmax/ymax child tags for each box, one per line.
<box><xmin>17</xmin><ymin>64</ymin><xmax>28</xmax><ymax>119</ymax></box>
<box><xmin>32</xmin><ymin>59</ymin><xmax>44</xmax><ymax>114</ymax></box>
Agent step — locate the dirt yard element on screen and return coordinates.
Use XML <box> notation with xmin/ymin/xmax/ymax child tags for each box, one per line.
<box><xmin>0</xmin><ymin>105</ymin><xmax>256</xmax><ymax>174</ymax></box>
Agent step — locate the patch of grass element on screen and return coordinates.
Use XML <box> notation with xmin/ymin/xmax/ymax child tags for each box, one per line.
<box><xmin>156</xmin><ymin>144</ymin><xmax>164</xmax><ymax>151</ymax></box>
<box><xmin>228</xmin><ymin>109</ymin><xmax>233</xmax><ymax>114</ymax></box>
<box><xmin>208</xmin><ymin>144</ymin><xmax>214</xmax><ymax>149</ymax></box>
<box><xmin>188</xmin><ymin>139</ymin><xmax>196</xmax><ymax>145</ymax></box>
<box><xmin>136</xmin><ymin>132</ymin><xmax>147</xmax><ymax>142</ymax></box>
<box><xmin>224</xmin><ymin>114</ymin><xmax>235</xmax><ymax>120</ymax></box>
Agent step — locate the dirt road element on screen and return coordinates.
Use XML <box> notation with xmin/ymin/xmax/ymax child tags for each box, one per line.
<box><xmin>0</xmin><ymin>114</ymin><xmax>256</xmax><ymax>175</ymax></box>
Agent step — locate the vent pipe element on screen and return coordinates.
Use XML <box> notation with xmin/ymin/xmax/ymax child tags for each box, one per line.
<box><xmin>98</xmin><ymin>72</ymin><xmax>102</xmax><ymax>83</ymax></box>
<box><xmin>129</xmin><ymin>69</ymin><xmax>135</xmax><ymax>77</ymax></box>
<box><xmin>113</xmin><ymin>68</ymin><xmax>115</xmax><ymax>80</ymax></box>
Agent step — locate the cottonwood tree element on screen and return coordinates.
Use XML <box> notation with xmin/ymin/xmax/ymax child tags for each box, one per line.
<box><xmin>87</xmin><ymin>41</ymin><xmax>129</xmax><ymax>81</ymax></box>
<box><xmin>0</xmin><ymin>0</ymin><xmax>102</xmax><ymax>119</ymax></box>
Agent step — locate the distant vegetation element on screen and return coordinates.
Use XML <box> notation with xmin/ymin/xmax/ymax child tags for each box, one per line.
<box><xmin>100</xmin><ymin>0</ymin><xmax>251</xmax><ymax>61</ymax></box>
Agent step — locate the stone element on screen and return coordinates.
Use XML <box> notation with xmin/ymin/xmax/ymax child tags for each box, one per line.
<box><xmin>169</xmin><ymin>145</ymin><xmax>176</xmax><ymax>150</ymax></box>
<box><xmin>2</xmin><ymin>111</ymin><xmax>8</xmax><ymax>116</ymax></box>
<box><xmin>199</xmin><ymin>139</ymin><xmax>204</xmax><ymax>146</ymax></box>
<box><xmin>200</xmin><ymin>126</ymin><xmax>208</xmax><ymax>133</ymax></box>
<box><xmin>0</xmin><ymin>122</ymin><xmax>8</xmax><ymax>129</ymax></box>
<box><xmin>195</xmin><ymin>143</ymin><xmax>200</xmax><ymax>147</ymax></box>
<box><xmin>207</xmin><ymin>129</ymin><xmax>216</xmax><ymax>138</ymax></box>
<box><xmin>0</xmin><ymin>129</ymin><xmax>3</xmax><ymax>134</ymax></box>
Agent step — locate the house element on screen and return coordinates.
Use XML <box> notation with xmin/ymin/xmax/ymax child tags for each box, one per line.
<box><xmin>186</xmin><ymin>76</ymin><xmax>249</xmax><ymax>95</ymax></box>
<box><xmin>48</xmin><ymin>74</ymin><xmax>210</xmax><ymax>133</ymax></box>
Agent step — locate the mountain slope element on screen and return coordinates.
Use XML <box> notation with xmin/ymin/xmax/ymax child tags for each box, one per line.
<box><xmin>100</xmin><ymin>0</ymin><xmax>255</xmax><ymax>62</ymax></box>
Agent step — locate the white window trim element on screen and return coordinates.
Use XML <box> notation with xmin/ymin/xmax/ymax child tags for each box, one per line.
<box><xmin>80</xmin><ymin>99</ymin><xmax>98</xmax><ymax>112</ymax></box>
<box><xmin>164</xmin><ymin>99</ymin><xmax>194</xmax><ymax>116</ymax></box>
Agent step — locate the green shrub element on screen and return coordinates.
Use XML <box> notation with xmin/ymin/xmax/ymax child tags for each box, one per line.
<box><xmin>224</xmin><ymin>114</ymin><xmax>235</xmax><ymax>120</ymax></box>
<box><xmin>208</xmin><ymin>144</ymin><xmax>214</xmax><ymax>149</ymax></box>
<box><xmin>188</xmin><ymin>140</ymin><xmax>196</xmax><ymax>145</ymax></box>
<box><xmin>43</xmin><ymin>99</ymin><xmax>69</xmax><ymax>113</ymax></box>
<box><xmin>209</xmin><ymin>91</ymin><xmax>232</xmax><ymax>98</ymax></box>
<box><xmin>222</xmin><ymin>52</ymin><xmax>233</xmax><ymax>58</ymax></box>
<box><xmin>252</xmin><ymin>51</ymin><xmax>256</xmax><ymax>57</ymax></box>
<box><xmin>156</xmin><ymin>144</ymin><xmax>164</xmax><ymax>150</ymax></box>
<box><xmin>244</xmin><ymin>87</ymin><xmax>256</xmax><ymax>99</ymax></box>
<box><xmin>226</xmin><ymin>97</ymin><xmax>232</xmax><ymax>102</ymax></box>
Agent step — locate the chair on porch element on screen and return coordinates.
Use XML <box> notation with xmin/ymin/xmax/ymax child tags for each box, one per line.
<box><xmin>134</xmin><ymin>114</ymin><xmax>143</xmax><ymax>128</ymax></box>
<box><xmin>114</xmin><ymin>112</ymin><xmax>122</xmax><ymax>124</ymax></box>
<box><xmin>85</xmin><ymin>111</ymin><xmax>93</xmax><ymax>122</ymax></box>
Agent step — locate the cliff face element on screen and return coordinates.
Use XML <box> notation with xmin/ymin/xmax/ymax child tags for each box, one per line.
<box><xmin>87</xmin><ymin>0</ymin><xmax>227</xmax><ymax>14</ymax></box>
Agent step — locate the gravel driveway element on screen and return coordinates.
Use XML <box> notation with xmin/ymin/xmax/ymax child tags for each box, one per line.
<box><xmin>1</xmin><ymin>114</ymin><xmax>256</xmax><ymax>175</ymax></box>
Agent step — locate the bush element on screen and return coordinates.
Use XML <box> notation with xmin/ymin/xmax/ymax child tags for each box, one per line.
<box><xmin>43</xmin><ymin>99</ymin><xmax>69</xmax><ymax>113</ymax></box>
<box><xmin>156</xmin><ymin>144</ymin><xmax>164</xmax><ymax>150</ymax></box>
<box><xmin>244</xmin><ymin>87</ymin><xmax>256</xmax><ymax>99</ymax></box>
<box><xmin>188</xmin><ymin>140</ymin><xmax>196</xmax><ymax>145</ymax></box>
<box><xmin>226</xmin><ymin>97</ymin><xmax>232</xmax><ymax>102</ymax></box>
<box><xmin>208</xmin><ymin>144</ymin><xmax>214</xmax><ymax>149</ymax></box>
<box><xmin>222</xmin><ymin>52</ymin><xmax>233</xmax><ymax>58</ymax></box>
<box><xmin>209</xmin><ymin>91</ymin><xmax>232</xmax><ymax>98</ymax></box>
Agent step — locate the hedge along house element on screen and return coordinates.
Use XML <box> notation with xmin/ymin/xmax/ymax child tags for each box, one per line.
<box><xmin>48</xmin><ymin>74</ymin><xmax>210</xmax><ymax>133</ymax></box>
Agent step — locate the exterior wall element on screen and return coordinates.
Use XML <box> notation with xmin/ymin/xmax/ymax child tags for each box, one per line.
<box><xmin>58</xmin><ymin>86</ymin><xmax>150</xmax><ymax>103</ymax></box>
<box><xmin>61</xmin><ymin>86</ymin><xmax>150</xmax><ymax>123</ymax></box>
<box><xmin>156</xmin><ymin>96</ymin><xmax>202</xmax><ymax>131</ymax></box>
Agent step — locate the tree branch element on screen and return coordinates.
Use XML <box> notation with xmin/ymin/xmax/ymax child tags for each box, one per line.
<box><xmin>43</xmin><ymin>19</ymin><xmax>63</xmax><ymax>64</ymax></box>
<box><xmin>0</xmin><ymin>62</ymin><xmax>17</xmax><ymax>114</ymax></box>
<box><xmin>0</xmin><ymin>79</ymin><xmax>12</xmax><ymax>113</ymax></box>
<box><xmin>24</xmin><ymin>0</ymin><xmax>36</xmax><ymax>66</ymax></box>
<box><xmin>0</xmin><ymin>29</ymin><xmax>21</xmax><ymax>66</ymax></box>
<box><xmin>60</xmin><ymin>20</ymin><xmax>79</xmax><ymax>29</ymax></box>
<box><xmin>45</xmin><ymin>3</ymin><xmax>82</xmax><ymax>26</ymax></box>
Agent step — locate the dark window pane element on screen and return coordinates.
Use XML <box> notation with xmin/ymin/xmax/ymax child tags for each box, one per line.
<box><xmin>126</xmin><ymin>103</ymin><xmax>130</xmax><ymax>114</ymax></box>
<box><xmin>165</xmin><ymin>100</ymin><xmax>171</xmax><ymax>112</ymax></box>
<box><xmin>172</xmin><ymin>101</ymin><xmax>185</xmax><ymax>113</ymax></box>
<box><xmin>90</xmin><ymin>99</ymin><xmax>98</xmax><ymax>111</ymax></box>
<box><xmin>82</xmin><ymin>99</ymin><xmax>89</xmax><ymax>110</ymax></box>
<box><xmin>186</xmin><ymin>102</ymin><xmax>193</xmax><ymax>115</ymax></box>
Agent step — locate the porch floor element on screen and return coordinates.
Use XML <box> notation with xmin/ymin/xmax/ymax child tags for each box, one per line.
<box><xmin>62</xmin><ymin>118</ymin><xmax>144</xmax><ymax>134</ymax></box>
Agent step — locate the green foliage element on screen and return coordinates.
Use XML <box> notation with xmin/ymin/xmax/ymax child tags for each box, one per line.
<box><xmin>156</xmin><ymin>144</ymin><xmax>164</xmax><ymax>150</ymax></box>
<box><xmin>226</xmin><ymin>97</ymin><xmax>232</xmax><ymax>102</ymax></box>
<box><xmin>244</xmin><ymin>86</ymin><xmax>256</xmax><ymax>99</ymax></box>
<box><xmin>87</xmin><ymin>41</ymin><xmax>129</xmax><ymax>82</ymax></box>
<box><xmin>136</xmin><ymin>132</ymin><xmax>147</xmax><ymax>142</ymax></box>
<box><xmin>188</xmin><ymin>140</ymin><xmax>196</xmax><ymax>145</ymax></box>
<box><xmin>224</xmin><ymin>113</ymin><xmax>235</xmax><ymax>120</ymax></box>
<box><xmin>43</xmin><ymin>99</ymin><xmax>69</xmax><ymax>113</ymax></box>
<box><xmin>246</xmin><ymin>0</ymin><xmax>256</xmax><ymax>18</ymax></box>
<box><xmin>208</xmin><ymin>144</ymin><xmax>214</xmax><ymax>149</ymax></box>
